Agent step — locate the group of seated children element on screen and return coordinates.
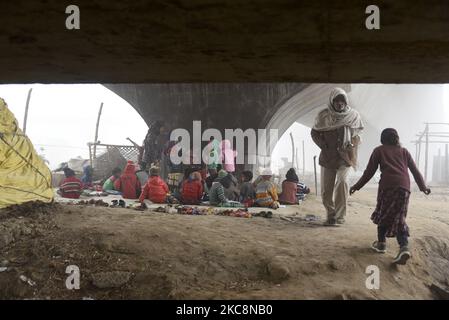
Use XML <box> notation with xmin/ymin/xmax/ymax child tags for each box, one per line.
<box><xmin>59</xmin><ymin>160</ymin><xmax>309</xmax><ymax>209</ymax></box>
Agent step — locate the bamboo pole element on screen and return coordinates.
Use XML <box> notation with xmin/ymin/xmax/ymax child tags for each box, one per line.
<box><xmin>23</xmin><ymin>88</ymin><xmax>33</xmax><ymax>134</ymax></box>
<box><xmin>93</xmin><ymin>103</ymin><xmax>104</xmax><ymax>164</ymax></box>
<box><xmin>295</xmin><ymin>147</ymin><xmax>300</xmax><ymax>171</ymax></box>
<box><xmin>289</xmin><ymin>132</ymin><xmax>295</xmax><ymax>169</ymax></box>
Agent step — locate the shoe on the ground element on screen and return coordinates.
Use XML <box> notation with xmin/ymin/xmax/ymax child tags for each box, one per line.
<box><xmin>336</xmin><ymin>218</ymin><xmax>346</xmax><ymax>225</ymax></box>
<box><xmin>393</xmin><ymin>246</ymin><xmax>411</xmax><ymax>265</ymax></box>
<box><xmin>371</xmin><ymin>241</ymin><xmax>387</xmax><ymax>253</ymax></box>
<box><xmin>323</xmin><ymin>218</ymin><xmax>338</xmax><ymax>226</ymax></box>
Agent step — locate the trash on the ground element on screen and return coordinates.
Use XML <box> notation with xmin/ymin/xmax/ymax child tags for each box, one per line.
<box><xmin>280</xmin><ymin>216</ymin><xmax>295</xmax><ymax>223</ymax></box>
<box><xmin>216</xmin><ymin>208</ymin><xmax>251</xmax><ymax>218</ymax></box>
<box><xmin>19</xmin><ymin>275</ymin><xmax>36</xmax><ymax>286</ymax></box>
<box><xmin>305</xmin><ymin>214</ymin><xmax>320</xmax><ymax>222</ymax></box>
<box><xmin>130</xmin><ymin>202</ymin><xmax>147</xmax><ymax>211</ymax></box>
<box><xmin>78</xmin><ymin>199</ymin><xmax>109</xmax><ymax>207</ymax></box>
<box><xmin>252</xmin><ymin>211</ymin><xmax>273</xmax><ymax>219</ymax></box>
<box><xmin>0</xmin><ymin>267</ymin><xmax>8</xmax><ymax>272</ymax></box>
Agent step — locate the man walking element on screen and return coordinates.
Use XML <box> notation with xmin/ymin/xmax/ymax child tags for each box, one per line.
<box><xmin>311</xmin><ymin>88</ymin><xmax>364</xmax><ymax>225</ymax></box>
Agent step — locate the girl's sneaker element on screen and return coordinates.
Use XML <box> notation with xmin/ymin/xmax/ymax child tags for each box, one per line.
<box><xmin>371</xmin><ymin>241</ymin><xmax>387</xmax><ymax>253</ymax></box>
<box><xmin>393</xmin><ymin>246</ymin><xmax>411</xmax><ymax>265</ymax></box>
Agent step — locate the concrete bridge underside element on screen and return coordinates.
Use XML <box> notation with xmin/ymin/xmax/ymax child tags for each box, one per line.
<box><xmin>2</xmin><ymin>0</ymin><xmax>449</xmax><ymax>84</ymax></box>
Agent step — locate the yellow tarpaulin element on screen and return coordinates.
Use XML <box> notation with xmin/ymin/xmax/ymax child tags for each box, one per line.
<box><xmin>0</xmin><ymin>98</ymin><xmax>54</xmax><ymax>208</ymax></box>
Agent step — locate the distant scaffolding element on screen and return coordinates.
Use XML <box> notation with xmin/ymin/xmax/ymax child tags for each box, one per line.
<box><xmin>412</xmin><ymin>123</ymin><xmax>449</xmax><ymax>185</ymax></box>
<box><xmin>88</xmin><ymin>142</ymin><xmax>141</xmax><ymax>180</ymax></box>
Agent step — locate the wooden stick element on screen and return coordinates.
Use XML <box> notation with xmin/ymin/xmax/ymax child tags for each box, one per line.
<box><xmin>23</xmin><ymin>88</ymin><xmax>33</xmax><ymax>134</ymax></box>
<box><xmin>93</xmin><ymin>102</ymin><xmax>104</xmax><ymax>163</ymax></box>
<box><xmin>289</xmin><ymin>132</ymin><xmax>295</xmax><ymax>169</ymax></box>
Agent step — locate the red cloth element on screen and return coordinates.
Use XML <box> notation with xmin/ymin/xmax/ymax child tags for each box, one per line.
<box><xmin>279</xmin><ymin>180</ymin><xmax>298</xmax><ymax>204</ymax></box>
<box><xmin>59</xmin><ymin>176</ymin><xmax>82</xmax><ymax>199</ymax></box>
<box><xmin>353</xmin><ymin>145</ymin><xmax>426</xmax><ymax>192</ymax></box>
<box><xmin>114</xmin><ymin>161</ymin><xmax>141</xmax><ymax>199</ymax></box>
<box><xmin>139</xmin><ymin>176</ymin><xmax>169</xmax><ymax>203</ymax></box>
<box><xmin>181</xmin><ymin>179</ymin><xmax>203</xmax><ymax>204</ymax></box>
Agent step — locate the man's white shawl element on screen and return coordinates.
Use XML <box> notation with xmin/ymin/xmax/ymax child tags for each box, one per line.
<box><xmin>313</xmin><ymin>87</ymin><xmax>364</xmax><ymax>148</ymax></box>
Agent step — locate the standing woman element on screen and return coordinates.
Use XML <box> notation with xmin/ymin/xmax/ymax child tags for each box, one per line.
<box><xmin>350</xmin><ymin>128</ymin><xmax>431</xmax><ymax>265</ymax></box>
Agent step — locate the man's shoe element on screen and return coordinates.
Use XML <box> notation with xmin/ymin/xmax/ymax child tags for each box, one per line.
<box><xmin>393</xmin><ymin>246</ymin><xmax>411</xmax><ymax>265</ymax></box>
<box><xmin>371</xmin><ymin>241</ymin><xmax>387</xmax><ymax>253</ymax></box>
<box><xmin>336</xmin><ymin>218</ymin><xmax>346</xmax><ymax>225</ymax></box>
<box><xmin>323</xmin><ymin>218</ymin><xmax>338</xmax><ymax>226</ymax></box>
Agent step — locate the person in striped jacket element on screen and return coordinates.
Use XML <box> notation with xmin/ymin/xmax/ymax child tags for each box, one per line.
<box><xmin>255</xmin><ymin>168</ymin><xmax>279</xmax><ymax>209</ymax></box>
<box><xmin>58</xmin><ymin>167</ymin><xmax>82</xmax><ymax>199</ymax></box>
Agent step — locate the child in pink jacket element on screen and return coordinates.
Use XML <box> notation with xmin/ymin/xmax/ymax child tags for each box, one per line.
<box><xmin>221</xmin><ymin>139</ymin><xmax>237</xmax><ymax>173</ymax></box>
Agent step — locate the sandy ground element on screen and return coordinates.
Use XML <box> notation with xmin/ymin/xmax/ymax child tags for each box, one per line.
<box><xmin>1</xmin><ymin>187</ymin><xmax>449</xmax><ymax>300</ymax></box>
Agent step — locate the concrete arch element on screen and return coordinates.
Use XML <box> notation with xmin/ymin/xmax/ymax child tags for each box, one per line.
<box><xmin>264</xmin><ymin>84</ymin><xmax>352</xmax><ymax>139</ymax></box>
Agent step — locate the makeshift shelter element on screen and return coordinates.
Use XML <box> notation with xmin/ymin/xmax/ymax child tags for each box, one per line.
<box><xmin>0</xmin><ymin>98</ymin><xmax>53</xmax><ymax>208</ymax></box>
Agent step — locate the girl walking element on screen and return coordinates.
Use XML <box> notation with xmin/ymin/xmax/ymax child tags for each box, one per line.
<box><xmin>350</xmin><ymin>128</ymin><xmax>431</xmax><ymax>265</ymax></box>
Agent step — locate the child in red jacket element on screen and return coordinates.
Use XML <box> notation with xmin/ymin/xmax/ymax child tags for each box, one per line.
<box><xmin>114</xmin><ymin>161</ymin><xmax>141</xmax><ymax>199</ymax></box>
<box><xmin>58</xmin><ymin>167</ymin><xmax>83</xmax><ymax>199</ymax></box>
<box><xmin>139</xmin><ymin>167</ymin><xmax>169</xmax><ymax>203</ymax></box>
<box><xmin>181</xmin><ymin>171</ymin><xmax>204</xmax><ymax>205</ymax></box>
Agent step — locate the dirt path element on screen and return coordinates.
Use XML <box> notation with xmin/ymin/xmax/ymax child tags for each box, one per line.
<box><xmin>1</xmin><ymin>189</ymin><xmax>448</xmax><ymax>299</ymax></box>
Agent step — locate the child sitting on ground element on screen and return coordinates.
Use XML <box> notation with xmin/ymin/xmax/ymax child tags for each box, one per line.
<box><xmin>139</xmin><ymin>167</ymin><xmax>170</xmax><ymax>204</ymax></box>
<box><xmin>255</xmin><ymin>168</ymin><xmax>280</xmax><ymax>209</ymax></box>
<box><xmin>239</xmin><ymin>170</ymin><xmax>255</xmax><ymax>207</ymax></box>
<box><xmin>103</xmin><ymin>167</ymin><xmax>122</xmax><ymax>191</ymax></box>
<box><xmin>58</xmin><ymin>167</ymin><xmax>83</xmax><ymax>199</ymax></box>
<box><xmin>114</xmin><ymin>160</ymin><xmax>141</xmax><ymax>199</ymax></box>
<box><xmin>279</xmin><ymin>168</ymin><xmax>311</xmax><ymax>204</ymax></box>
<box><xmin>350</xmin><ymin>128</ymin><xmax>431</xmax><ymax>265</ymax></box>
<box><xmin>174</xmin><ymin>167</ymin><xmax>194</xmax><ymax>201</ymax></box>
<box><xmin>81</xmin><ymin>165</ymin><xmax>94</xmax><ymax>189</ymax></box>
<box><xmin>181</xmin><ymin>171</ymin><xmax>204</xmax><ymax>205</ymax></box>
<box><xmin>221</xmin><ymin>172</ymin><xmax>240</xmax><ymax>201</ymax></box>
<box><xmin>209</xmin><ymin>169</ymin><xmax>230</xmax><ymax>206</ymax></box>
<box><xmin>209</xmin><ymin>170</ymin><xmax>243</xmax><ymax>207</ymax></box>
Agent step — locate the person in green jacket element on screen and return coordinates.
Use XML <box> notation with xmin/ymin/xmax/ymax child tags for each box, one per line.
<box><xmin>103</xmin><ymin>167</ymin><xmax>122</xmax><ymax>191</ymax></box>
